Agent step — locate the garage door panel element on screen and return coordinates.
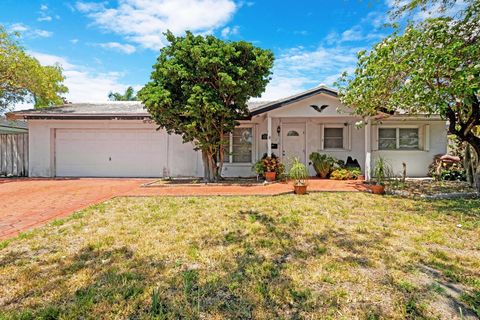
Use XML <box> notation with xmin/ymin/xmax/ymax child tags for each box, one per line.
<box><xmin>55</xmin><ymin>129</ymin><xmax>167</xmax><ymax>177</ymax></box>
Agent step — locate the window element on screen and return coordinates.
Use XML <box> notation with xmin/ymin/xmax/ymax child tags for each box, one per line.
<box><xmin>378</xmin><ymin>128</ymin><xmax>396</xmax><ymax>150</ymax></box>
<box><xmin>379</xmin><ymin>127</ymin><xmax>419</xmax><ymax>150</ymax></box>
<box><xmin>324</xmin><ymin>127</ymin><xmax>343</xmax><ymax>149</ymax></box>
<box><xmin>230</xmin><ymin>127</ymin><xmax>253</xmax><ymax>163</ymax></box>
<box><xmin>287</xmin><ymin>130</ymin><xmax>299</xmax><ymax>136</ymax></box>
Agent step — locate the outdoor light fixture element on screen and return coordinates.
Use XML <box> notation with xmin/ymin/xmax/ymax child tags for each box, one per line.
<box><xmin>277</xmin><ymin>126</ymin><xmax>281</xmax><ymax>134</ymax></box>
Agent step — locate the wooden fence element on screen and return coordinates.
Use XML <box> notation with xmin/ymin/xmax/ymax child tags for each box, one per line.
<box><xmin>0</xmin><ymin>133</ymin><xmax>28</xmax><ymax>177</ymax></box>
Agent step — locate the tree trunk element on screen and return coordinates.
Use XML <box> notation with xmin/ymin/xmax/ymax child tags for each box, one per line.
<box><xmin>201</xmin><ymin>149</ymin><xmax>218</xmax><ymax>183</ymax></box>
<box><xmin>464</xmin><ymin>144</ymin><xmax>474</xmax><ymax>185</ymax></box>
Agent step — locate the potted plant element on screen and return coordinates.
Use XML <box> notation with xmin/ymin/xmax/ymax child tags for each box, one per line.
<box><xmin>253</xmin><ymin>153</ymin><xmax>285</xmax><ymax>182</ymax></box>
<box><xmin>309</xmin><ymin>152</ymin><xmax>337</xmax><ymax>178</ymax></box>
<box><xmin>289</xmin><ymin>158</ymin><xmax>309</xmax><ymax>194</ymax></box>
<box><xmin>370</xmin><ymin>157</ymin><xmax>393</xmax><ymax>194</ymax></box>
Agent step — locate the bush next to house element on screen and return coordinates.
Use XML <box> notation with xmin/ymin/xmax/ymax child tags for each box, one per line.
<box><xmin>330</xmin><ymin>168</ymin><xmax>361</xmax><ymax>180</ymax></box>
<box><xmin>253</xmin><ymin>153</ymin><xmax>285</xmax><ymax>180</ymax></box>
<box><xmin>309</xmin><ymin>152</ymin><xmax>337</xmax><ymax>178</ymax></box>
<box><xmin>309</xmin><ymin>152</ymin><xmax>363</xmax><ymax>180</ymax></box>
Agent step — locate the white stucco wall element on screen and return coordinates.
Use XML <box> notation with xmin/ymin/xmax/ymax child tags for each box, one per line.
<box><xmin>371</xmin><ymin>120</ymin><xmax>447</xmax><ymax>177</ymax></box>
<box><xmin>26</xmin><ymin>93</ymin><xmax>447</xmax><ymax>178</ymax></box>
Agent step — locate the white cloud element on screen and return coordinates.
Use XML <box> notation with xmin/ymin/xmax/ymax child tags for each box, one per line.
<box><xmin>10</xmin><ymin>23</ymin><xmax>28</xmax><ymax>32</ymax></box>
<box><xmin>70</xmin><ymin>38</ymin><xmax>79</xmax><ymax>44</ymax></box>
<box><xmin>29</xmin><ymin>51</ymin><xmax>138</xmax><ymax>102</ymax></box>
<box><xmin>221</xmin><ymin>25</ymin><xmax>239</xmax><ymax>38</ymax></box>
<box><xmin>9</xmin><ymin>23</ymin><xmax>52</xmax><ymax>38</ymax></box>
<box><xmin>97</xmin><ymin>42</ymin><xmax>136</xmax><ymax>54</ymax></box>
<box><xmin>32</xmin><ymin>29</ymin><xmax>53</xmax><ymax>37</ymax></box>
<box><xmin>75</xmin><ymin>0</ymin><xmax>237</xmax><ymax>49</ymax></box>
<box><xmin>38</xmin><ymin>16</ymin><xmax>53</xmax><ymax>22</ymax></box>
<box><xmin>258</xmin><ymin>46</ymin><xmax>361</xmax><ymax>100</ymax></box>
<box><xmin>38</xmin><ymin>4</ymin><xmax>55</xmax><ymax>22</ymax></box>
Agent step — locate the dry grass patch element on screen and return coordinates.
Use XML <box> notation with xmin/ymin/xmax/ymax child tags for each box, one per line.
<box><xmin>0</xmin><ymin>193</ymin><xmax>479</xmax><ymax>319</ymax></box>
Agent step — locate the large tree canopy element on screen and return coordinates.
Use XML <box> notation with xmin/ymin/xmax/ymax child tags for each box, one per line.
<box><xmin>0</xmin><ymin>25</ymin><xmax>67</xmax><ymax>113</ymax></box>
<box><xmin>337</xmin><ymin>0</ymin><xmax>480</xmax><ymax>186</ymax></box>
<box><xmin>139</xmin><ymin>31</ymin><xmax>274</xmax><ymax>181</ymax></box>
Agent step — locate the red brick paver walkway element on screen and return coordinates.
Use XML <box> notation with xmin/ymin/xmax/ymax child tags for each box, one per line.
<box><xmin>0</xmin><ymin>178</ymin><xmax>367</xmax><ymax>240</ymax></box>
<box><xmin>130</xmin><ymin>179</ymin><xmax>367</xmax><ymax>196</ymax></box>
<box><xmin>0</xmin><ymin>178</ymin><xmax>148</xmax><ymax>240</ymax></box>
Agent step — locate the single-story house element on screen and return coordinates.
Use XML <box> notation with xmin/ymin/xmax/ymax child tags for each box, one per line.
<box><xmin>7</xmin><ymin>86</ymin><xmax>447</xmax><ymax>179</ymax></box>
<box><xmin>0</xmin><ymin>118</ymin><xmax>28</xmax><ymax>134</ymax></box>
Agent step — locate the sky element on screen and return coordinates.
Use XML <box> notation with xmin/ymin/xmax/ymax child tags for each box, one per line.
<box><xmin>1</xmin><ymin>0</ymin><xmax>403</xmax><ymax>109</ymax></box>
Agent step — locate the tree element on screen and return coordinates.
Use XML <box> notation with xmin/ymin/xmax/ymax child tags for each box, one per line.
<box><xmin>138</xmin><ymin>31</ymin><xmax>274</xmax><ymax>182</ymax></box>
<box><xmin>0</xmin><ymin>25</ymin><xmax>67</xmax><ymax>113</ymax></box>
<box><xmin>337</xmin><ymin>1</ymin><xmax>480</xmax><ymax>189</ymax></box>
<box><xmin>108</xmin><ymin>86</ymin><xmax>137</xmax><ymax>101</ymax></box>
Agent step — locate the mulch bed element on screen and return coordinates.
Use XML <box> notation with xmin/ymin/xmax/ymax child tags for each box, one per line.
<box><xmin>144</xmin><ymin>177</ymin><xmax>268</xmax><ymax>187</ymax></box>
<box><xmin>387</xmin><ymin>179</ymin><xmax>478</xmax><ymax>199</ymax></box>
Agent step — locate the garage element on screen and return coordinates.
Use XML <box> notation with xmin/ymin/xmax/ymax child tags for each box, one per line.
<box><xmin>55</xmin><ymin>128</ymin><xmax>167</xmax><ymax>177</ymax></box>
<box><xmin>6</xmin><ymin>102</ymin><xmax>203</xmax><ymax>177</ymax></box>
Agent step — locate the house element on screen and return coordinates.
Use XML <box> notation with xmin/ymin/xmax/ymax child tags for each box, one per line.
<box><xmin>0</xmin><ymin>118</ymin><xmax>28</xmax><ymax>134</ymax></box>
<box><xmin>6</xmin><ymin>86</ymin><xmax>447</xmax><ymax>179</ymax></box>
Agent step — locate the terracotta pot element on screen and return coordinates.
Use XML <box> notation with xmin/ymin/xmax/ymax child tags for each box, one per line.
<box><xmin>370</xmin><ymin>184</ymin><xmax>385</xmax><ymax>195</ymax></box>
<box><xmin>265</xmin><ymin>171</ymin><xmax>276</xmax><ymax>182</ymax></box>
<box><xmin>293</xmin><ymin>184</ymin><xmax>308</xmax><ymax>195</ymax></box>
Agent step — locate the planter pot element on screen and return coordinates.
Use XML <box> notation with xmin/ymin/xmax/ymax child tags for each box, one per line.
<box><xmin>370</xmin><ymin>184</ymin><xmax>385</xmax><ymax>195</ymax></box>
<box><xmin>293</xmin><ymin>184</ymin><xmax>308</xmax><ymax>195</ymax></box>
<box><xmin>265</xmin><ymin>171</ymin><xmax>276</xmax><ymax>182</ymax></box>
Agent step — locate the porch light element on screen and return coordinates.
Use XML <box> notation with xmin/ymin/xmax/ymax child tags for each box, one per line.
<box><xmin>277</xmin><ymin>126</ymin><xmax>281</xmax><ymax>135</ymax></box>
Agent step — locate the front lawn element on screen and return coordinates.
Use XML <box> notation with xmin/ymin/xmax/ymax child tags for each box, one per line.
<box><xmin>0</xmin><ymin>194</ymin><xmax>479</xmax><ymax>319</ymax></box>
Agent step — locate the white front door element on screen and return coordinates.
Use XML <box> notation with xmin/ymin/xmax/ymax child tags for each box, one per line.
<box><xmin>282</xmin><ymin>123</ymin><xmax>306</xmax><ymax>166</ymax></box>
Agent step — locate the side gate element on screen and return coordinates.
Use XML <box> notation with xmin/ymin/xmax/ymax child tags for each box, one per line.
<box><xmin>0</xmin><ymin>133</ymin><xmax>29</xmax><ymax>177</ymax></box>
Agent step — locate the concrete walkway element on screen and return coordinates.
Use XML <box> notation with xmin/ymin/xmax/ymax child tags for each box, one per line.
<box><xmin>0</xmin><ymin>178</ymin><xmax>368</xmax><ymax>239</ymax></box>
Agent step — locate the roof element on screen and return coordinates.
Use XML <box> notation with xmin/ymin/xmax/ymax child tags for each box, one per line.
<box><xmin>5</xmin><ymin>86</ymin><xmax>338</xmax><ymax>120</ymax></box>
<box><xmin>249</xmin><ymin>85</ymin><xmax>338</xmax><ymax>116</ymax></box>
<box><xmin>0</xmin><ymin>118</ymin><xmax>28</xmax><ymax>133</ymax></box>
<box><xmin>6</xmin><ymin>102</ymin><xmax>149</xmax><ymax>120</ymax></box>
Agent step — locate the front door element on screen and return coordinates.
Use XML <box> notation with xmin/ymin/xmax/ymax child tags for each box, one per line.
<box><xmin>282</xmin><ymin>123</ymin><xmax>306</xmax><ymax>166</ymax></box>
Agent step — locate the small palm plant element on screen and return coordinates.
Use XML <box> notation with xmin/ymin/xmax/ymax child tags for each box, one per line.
<box><xmin>370</xmin><ymin>157</ymin><xmax>393</xmax><ymax>194</ymax></box>
<box><xmin>289</xmin><ymin>158</ymin><xmax>309</xmax><ymax>194</ymax></box>
<box><xmin>309</xmin><ymin>152</ymin><xmax>336</xmax><ymax>178</ymax></box>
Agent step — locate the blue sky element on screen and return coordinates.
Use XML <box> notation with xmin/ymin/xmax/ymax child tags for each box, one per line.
<box><xmin>2</xmin><ymin>0</ymin><xmax>398</xmax><ymax>106</ymax></box>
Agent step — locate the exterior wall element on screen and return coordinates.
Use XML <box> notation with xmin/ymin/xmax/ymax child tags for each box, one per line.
<box><xmin>28</xmin><ymin>119</ymin><xmax>203</xmax><ymax>177</ymax></box>
<box><xmin>26</xmin><ymin>94</ymin><xmax>448</xmax><ymax>178</ymax></box>
<box><xmin>370</xmin><ymin>120</ymin><xmax>447</xmax><ymax>177</ymax></box>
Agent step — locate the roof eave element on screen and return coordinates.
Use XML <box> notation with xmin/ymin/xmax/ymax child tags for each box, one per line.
<box><xmin>250</xmin><ymin>87</ymin><xmax>338</xmax><ymax>116</ymax></box>
<box><xmin>6</xmin><ymin>113</ymin><xmax>151</xmax><ymax>120</ymax></box>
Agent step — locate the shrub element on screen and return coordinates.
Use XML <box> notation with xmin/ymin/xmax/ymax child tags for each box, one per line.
<box><xmin>309</xmin><ymin>152</ymin><xmax>337</xmax><ymax>178</ymax></box>
<box><xmin>440</xmin><ymin>168</ymin><xmax>466</xmax><ymax>181</ymax></box>
<box><xmin>330</xmin><ymin>168</ymin><xmax>361</xmax><ymax>180</ymax></box>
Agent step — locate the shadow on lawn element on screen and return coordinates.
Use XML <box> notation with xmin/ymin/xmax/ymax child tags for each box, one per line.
<box><xmin>2</xmin><ymin>203</ymin><xmax>478</xmax><ymax>319</ymax></box>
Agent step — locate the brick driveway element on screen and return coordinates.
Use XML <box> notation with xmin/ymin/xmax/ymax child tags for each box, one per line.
<box><xmin>0</xmin><ymin>178</ymin><xmax>148</xmax><ymax>240</ymax></box>
<box><xmin>0</xmin><ymin>178</ymin><xmax>367</xmax><ymax>240</ymax></box>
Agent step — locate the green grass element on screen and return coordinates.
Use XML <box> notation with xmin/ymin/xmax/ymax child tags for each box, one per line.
<box><xmin>0</xmin><ymin>193</ymin><xmax>479</xmax><ymax>319</ymax></box>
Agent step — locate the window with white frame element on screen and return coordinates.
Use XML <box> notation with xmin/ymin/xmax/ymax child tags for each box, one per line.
<box><xmin>379</xmin><ymin>127</ymin><xmax>419</xmax><ymax>150</ymax></box>
<box><xmin>324</xmin><ymin>127</ymin><xmax>344</xmax><ymax>149</ymax></box>
<box><xmin>226</xmin><ymin>127</ymin><xmax>253</xmax><ymax>163</ymax></box>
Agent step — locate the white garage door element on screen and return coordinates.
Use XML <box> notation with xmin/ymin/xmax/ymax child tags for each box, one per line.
<box><xmin>55</xmin><ymin>129</ymin><xmax>167</xmax><ymax>177</ymax></box>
